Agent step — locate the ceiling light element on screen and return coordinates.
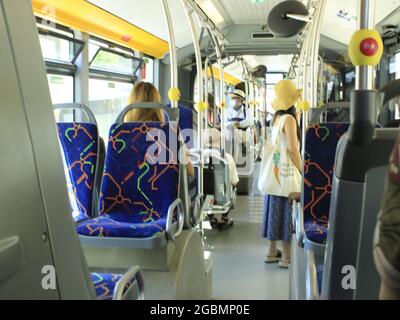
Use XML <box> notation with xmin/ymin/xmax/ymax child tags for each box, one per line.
<box><xmin>199</xmin><ymin>0</ymin><xmax>225</xmax><ymax>25</ymax></box>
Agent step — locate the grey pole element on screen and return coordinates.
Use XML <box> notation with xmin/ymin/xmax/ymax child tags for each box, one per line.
<box><xmin>310</xmin><ymin>0</ymin><xmax>327</xmax><ymax>112</ymax></box>
<box><xmin>182</xmin><ymin>0</ymin><xmax>205</xmax><ymax>198</ymax></box>
<box><xmin>204</xmin><ymin>56</ymin><xmax>210</xmax><ymax>131</ymax></box>
<box><xmin>160</xmin><ymin>0</ymin><xmax>178</xmax><ymax>109</ymax></box>
<box><xmin>356</xmin><ymin>0</ymin><xmax>376</xmax><ymax>90</ymax></box>
<box><xmin>213</xmin><ymin>35</ymin><xmax>227</xmax><ymax>155</ymax></box>
<box><xmin>300</xmin><ymin>21</ymin><xmax>312</xmax><ymax>153</ymax></box>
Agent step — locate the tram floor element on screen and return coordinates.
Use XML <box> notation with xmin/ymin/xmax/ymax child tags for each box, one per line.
<box><xmin>205</xmin><ymin>195</ymin><xmax>290</xmax><ymax>300</ymax></box>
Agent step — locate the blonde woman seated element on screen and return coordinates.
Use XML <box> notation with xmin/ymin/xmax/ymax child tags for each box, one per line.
<box><xmin>124</xmin><ymin>81</ymin><xmax>194</xmax><ymax>177</ymax></box>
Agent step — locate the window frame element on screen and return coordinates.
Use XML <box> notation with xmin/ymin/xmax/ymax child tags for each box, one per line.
<box><xmin>88</xmin><ymin>37</ymin><xmax>144</xmax><ymax>83</ymax></box>
<box><xmin>38</xmin><ymin>27</ymin><xmax>85</xmax><ymax>70</ymax></box>
<box><xmin>37</xmin><ymin>20</ymin><xmax>80</xmax><ymax>104</ymax></box>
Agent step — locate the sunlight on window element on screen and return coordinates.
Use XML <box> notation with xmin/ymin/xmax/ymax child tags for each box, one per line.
<box><xmin>89</xmin><ymin>79</ymin><xmax>133</xmax><ymax>139</ymax></box>
<box><xmin>47</xmin><ymin>74</ymin><xmax>74</xmax><ymax>104</ymax></box>
<box><xmin>39</xmin><ymin>34</ymin><xmax>71</xmax><ymax>62</ymax></box>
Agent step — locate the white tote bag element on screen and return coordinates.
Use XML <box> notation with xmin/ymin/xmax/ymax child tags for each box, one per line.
<box><xmin>258</xmin><ymin>115</ymin><xmax>301</xmax><ymax>197</ymax></box>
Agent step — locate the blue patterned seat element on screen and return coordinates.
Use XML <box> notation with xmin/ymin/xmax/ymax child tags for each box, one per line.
<box><xmin>171</xmin><ymin>104</ymin><xmax>197</xmax><ymax>202</ymax></box>
<box><xmin>57</xmin><ymin>123</ymin><xmax>98</xmax><ymax>223</ymax></box>
<box><xmin>178</xmin><ymin>104</ymin><xmax>193</xmax><ymax>130</ymax></box>
<box><xmin>303</xmin><ymin>123</ymin><xmax>349</xmax><ymax>244</ymax></box>
<box><xmin>57</xmin><ymin>121</ymin><xmax>142</xmax><ymax>300</ymax></box>
<box><xmin>178</xmin><ymin>104</ymin><xmax>194</xmax><ymax>149</ymax></box>
<box><xmin>90</xmin><ymin>272</ymin><xmax>122</xmax><ymax>300</ymax></box>
<box><xmin>76</xmin><ymin>122</ymin><xmax>179</xmax><ymax>239</ymax></box>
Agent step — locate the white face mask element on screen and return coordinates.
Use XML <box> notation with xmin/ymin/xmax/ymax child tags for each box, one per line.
<box><xmin>231</xmin><ymin>98</ymin><xmax>242</xmax><ymax>109</ymax></box>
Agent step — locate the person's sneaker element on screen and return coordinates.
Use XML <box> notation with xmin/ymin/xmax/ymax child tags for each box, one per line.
<box><xmin>265</xmin><ymin>255</ymin><xmax>280</xmax><ymax>263</ymax></box>
<box><xmin>264</xmin><ymin>251</ymin><xmax>281</xmax><ymax>263</ymax></box>
<box><xmin>278</xmin><ymin>259</ymin><xmax>290</xmax><ymax>268</ymax></box>
<box><xmin>218</xmin><ymin>217</ymin><xmax>234</xmax><ymax>231</ymax></box>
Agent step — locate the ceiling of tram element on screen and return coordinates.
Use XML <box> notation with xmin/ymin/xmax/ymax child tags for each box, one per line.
<box><xmin>88</xmin><ymin>0</ymin><xmax>400</xmax><ymax>45</ymax></box>
<box><xmin>322</xmin><ymin>0</ymin><xmax>400</xmax><ymax>45</ymax></box>
<box><xmin>87</xmin><ymin>0</ymin><xmax>400</xmax><ymax>78</ymax></box>
<box><xmin>214</xmin><ymin>0</ymin><xmax>284</xmax><ymax>25</ymax></box>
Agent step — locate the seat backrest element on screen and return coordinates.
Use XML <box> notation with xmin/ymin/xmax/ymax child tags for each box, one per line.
<box><xmin>303</xmin><ymin>123</ymin><xmax>350</xmax><ymax>225</ymax></box>
<box><xmin>57</xmin><ymin>123</ymin><xmax>99</xmax><ymax>223</ymax></box>
<box><xmin>99</xmin><ymin>122</ymin><xmax>179</xmax><ymax>222</ymax></box>
<box><xmin>178</xmin><ymin>104</ymin><xmax>194</xmax><ymax>149</ymax></box>
<box><xmin>0</xmin><ymin>0</ymin><xmax>94</xmax><ymax>299</ymax></box>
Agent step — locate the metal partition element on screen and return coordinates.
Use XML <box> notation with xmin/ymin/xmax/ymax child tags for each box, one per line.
<box><xmin>0</xmin><ymin>0</ymin><xmax>94</xmax><ymax>299</ymax></box>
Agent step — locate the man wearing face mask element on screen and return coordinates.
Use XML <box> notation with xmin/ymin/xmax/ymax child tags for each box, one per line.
<box><xmin>225</xmin><ymin>89</ymin><xmax>250</xmax><ymax>156</ymax></box>
<box><xmin>226</xmin><ymin>89</ymin><xmax>250</xmax><ymax>129</ymax></box>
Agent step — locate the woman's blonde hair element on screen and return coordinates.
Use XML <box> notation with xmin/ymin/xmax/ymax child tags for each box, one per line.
<box><xmin>124</xmin><ymin>81</ymin><xmax>164</xmax><ymax>122</ymax></box>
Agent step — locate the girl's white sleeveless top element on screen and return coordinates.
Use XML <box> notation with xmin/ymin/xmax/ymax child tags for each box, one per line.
<box><xmin>270</xmin><ymin>115</ymin><xmax>288</xmax><ymax>148</ymax></box>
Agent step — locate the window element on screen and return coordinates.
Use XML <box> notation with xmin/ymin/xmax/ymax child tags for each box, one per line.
<box><xmin>266</xmin><ymin>73</ymin><xmax>284</xmax><ymax>85</ymax></box>
<box><xmin>38</xmin><ymin>24</ymin><xmax>82</xmax><ymax>105</ymax></box>
<box><xmin>89</xmin><ymin>79</ymin><xmax>133</xmax><ymax>139</ymax></box>
<box><xmin>266</xmin><ymin>84</ymin><xmax>276</xmax><ymax>117</ymax></box>
<box><xmin>88</xmin><ymin>38</ymin><xmax>143</xmax><ymax>138</ymax></box>
<box><xmin>40</xmin><ymin>33</ymin><xmax>72</xmax><ymax>63</ymax></box>
<box><xmin>141</xmin><ymin>57</ymin><xmax>154</xmax><ymax>83</ymax></box>
<box><xmin>90</xmin><ymin>48</ymin><xmax>141</xmax><ymax>76</ymax></box>
<box><xmin>345</xmin><ymin>71</ymin><xmax>356</xmax><ymax>83</ymax></box>
<box><xmin>39</xmin><ymin>30</ymin><xmax>83</xmax><ymax>64</ymax></box>
<box><xmin>89</xmin><ymin>39</ymin><xmax>142</xmax><ymax>79</ymax></box>
<box><xmin>47</xmin><ymin>74</ymin><xmax>74</xmax><ymax>104</ymax></box>
<box><xmin>38</xmin><ymin>25</ymin><xmax>84</xmax><ymax>66</ymax></box>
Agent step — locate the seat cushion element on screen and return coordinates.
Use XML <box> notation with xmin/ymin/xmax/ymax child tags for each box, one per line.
<box><xmin>77</xmin><ymin>213</ymin><xmax>167</xmax><ymax>238</ymax></box>
<box><xmin>91</xmin><ymin>272</ymin><xmax>122</xmax><ymax>300</ymax></box>
<box><xmin>317</xmin><ymin>265</ymin><xmax>324</xmax><ymax>294</ymax></box>
<box><xmin>304</xmin><ymin>219</ymin><xmax>328</xmax><ymax>244</ymax></box>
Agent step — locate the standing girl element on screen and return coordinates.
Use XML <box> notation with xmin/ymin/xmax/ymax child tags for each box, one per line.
<box><xmin>261</xmin><ymin>80</ymin><xmax>302</xmax><ymax>268</ymax></box>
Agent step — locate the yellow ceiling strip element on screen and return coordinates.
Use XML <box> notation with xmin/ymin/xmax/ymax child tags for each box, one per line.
<box><xmin>32</xmin><ymin>0</ymin><xmax>169</xmax><ymax>58</ymax></box>
<box><xmin>208</xmin><ymin>67</ymin><xmax>241</xmax><ymax>86</ymax></box>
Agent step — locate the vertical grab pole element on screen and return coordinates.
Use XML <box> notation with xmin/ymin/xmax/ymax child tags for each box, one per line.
<box><xmin>213</xmin><ymin>35</ymin><xmax>226</xmax><ymax>155</ymax></box>
<box><xmin>347</xmin><ymin>0</ymin><xmax>381</xmax><ymax>146</ymax></box>
<box><xmin>302</xmin><ymin>28</ymin><xmax>311</xmax><ymax>150</ymax></box>
<box><xmin>160</xmin><ymin>0</ymin><xmax>178</xmax><ymax>109</ymax></box>
<box><xmin>356</xmin><ymin>0</ymin><xmax>376</xmax><ymax>90</ymax></box>
<box><xmin>209</xmin><ymin>60</ymin><xmax>217</xmax><ymax>127</ymax></box>
<box><xmin>253</xmin><ymin>81</ymin><xmax>257</xmax><ymax>124</ymax></box>
<box><xmin>204</xmin><ymin>56</ymin><xmax>209</xmax><ymax>130</ymax></box>
<box><xmin>310</xmin><ymin>0</ymin><xmax>327</xmax><ymax>114</ymax></box>
<box><xmin>254</xmin><ymin>82</ymin><xmax>258</xmax><ymax>124</ymax></box>
<box><xmin>181</xmin><ymin>0</ymin><xmax>204</xmax><ymax>199</ymax></box>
